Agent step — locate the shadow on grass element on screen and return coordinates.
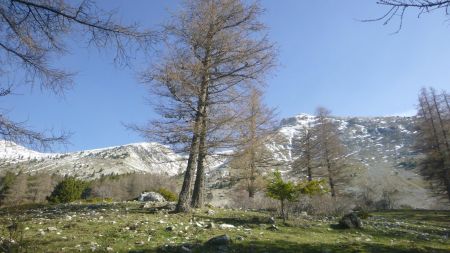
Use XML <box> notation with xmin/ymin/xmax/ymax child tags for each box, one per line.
<box><xmin>149</xmin><ymin>240</ymin><xmax>450</xmax><ymax>253</ymax></box>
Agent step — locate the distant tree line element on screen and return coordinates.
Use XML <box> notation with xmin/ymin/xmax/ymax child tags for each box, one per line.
<box><xmin>0</xmin><ymin>172</ymin><xmax>178</xmax><ymax>206</ymax></box>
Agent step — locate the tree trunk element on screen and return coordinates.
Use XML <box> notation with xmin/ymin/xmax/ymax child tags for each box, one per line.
<box><xmin>248</xmin><ymin>185</ymin><xmax>255</xmax><ymax>198</ymax></box>
<box><xmin>307</xmin><ymin>164</ymin><xmax>312</xmax><ymax>182</ymax></box>
<box><xmin>328</xmin><ymin>173</ymin><xmax>336</xmax><ymax>198</ymax></box>
<box><xmin>191</xmin><ymin>113</ymin><xmax>207</xmax><ymax>208</ymax></box>
<box><xmin>281</xmin><ymin>199</ymin><xmax>286</xmax><ymax>222</ymax></box>
<box><xmin>325</xmin><ymin>152</ymin><xmax>336</xmax><ymax>197</ymax></box>
<box><xmin>190</xmin><ymin>55</ymin><xmax>210</xmax><ymax>208</ymax></box>
<box><xmin>175</xmin><ymin>111</ymin><xmax>201</xmax><ymax>213</ymax></box>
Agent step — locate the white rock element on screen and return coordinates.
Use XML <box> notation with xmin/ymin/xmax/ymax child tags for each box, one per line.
<box><xmin>138</xmin><ymin>192</ymin><xmax>166</xmax><ymax>202</ymax></box>
<box><xmin>219</xmin><ymin>224</ymin><xmax>235</xmax><ymax>229</ymax></box>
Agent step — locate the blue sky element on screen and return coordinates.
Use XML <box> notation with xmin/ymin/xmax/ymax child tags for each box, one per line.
<box><xmin>3</xmin><ymin>0</ymin><xmax>450</xmax><ymax>152</ymax></box>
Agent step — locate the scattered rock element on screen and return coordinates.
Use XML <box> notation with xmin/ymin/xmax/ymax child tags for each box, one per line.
<box><xmin>300</xmin><ymin>211</ymin><xmax>308</xmax><ymax>216</ymax></box>
<box><xmin>219</xmin><ymin>224</ymin><xmax>235</xmax><ymax>229</ymax></box>
<box><xmin>339</xmin><ymin>212</ymin><xmax>363</xmax><ymax>229</ymax></box>
<box><xmin>267</xmin><ymin>224</ymin><xmax>279</xmax><ymax>231</ymax></box>
<box><xmin>47</xmin><ymin>227</ymin><xmax>57</xmax><ymax>232</ymax></box>
<box><xmin>106</xmin><ymin>246</ymin><xmax>114</xmax><ymax>252</ymax></box>
<box><xmin>165</xmin><ymin>226</ymin><xmax>174</xmax><ymax>231</ymax></box>
<box><xmin>194</xmin><ymin>222</ymin><xmax>204</xmax><ymax>228</ymax></box>
<box><xmin>138</xmin><ymin>192</ymin><xmax>166</xmax><ymax>202</ymax></box>
<box><xmin>206</xmin><ymin>209</ymin><xmax>216</xmax><ymax>215</ymax></box>
<box><xmin>205</xmin><ymin>222</ymin><xmax>216</xmax><ymax>229</ymax></box>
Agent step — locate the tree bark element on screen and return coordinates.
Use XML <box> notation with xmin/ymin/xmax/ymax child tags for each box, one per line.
<box><xmin>190</xmin><ymin>53</ymin><xmax>210</xmax><ymax>208</ymax></box>
<box><xmin>191</xmin><ymin>112</ymin><xmax>208</xmax><ymax>208</ymax></box>
<box><xmin>175</xmin><ymin>111</ymin><xmax>201</xmax><ymax>213</ymax></box>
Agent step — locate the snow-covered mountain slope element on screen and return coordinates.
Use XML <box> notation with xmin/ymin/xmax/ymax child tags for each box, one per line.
<box><xmin>0</xmin><ymin>142</ymin><xmax>185</xmax><ymax>179</ymax></box>
<box><xmin>268</xmin><ymin>114</ymin><xmax>441</xmax><ymax>208</ymax></box>
<box><xmin>0</xmin><ymin>140</ymin><xmax>57</xmax><ymax>161</ymax></box>
<box><xmin>0</xmin><ymin>114</ymin><xmax>440</xmax><ymax>208</ymax></box>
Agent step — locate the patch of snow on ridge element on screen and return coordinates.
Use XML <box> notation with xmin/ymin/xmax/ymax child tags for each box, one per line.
<box><xmin>0</xmin><ymin>140</ymin><xmax>57</xmax><ymax>161</ymax></box>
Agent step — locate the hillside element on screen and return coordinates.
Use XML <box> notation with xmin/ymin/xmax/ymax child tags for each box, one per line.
<box><xmin>265</xmin><ymin>114</ymin><xmax>437</xmax><ymax>208</ymax></box>
<box><xmin>0</xmin><ymin>141</ymin><xmax>184</xmax><ymax>179</ymax></box>
<box><xmin>0</xmin><ymin>114</ymin><xmax>441</xmax><ymax>208</ymax></box>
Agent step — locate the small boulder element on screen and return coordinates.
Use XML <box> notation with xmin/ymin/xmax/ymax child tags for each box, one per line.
<box><xmin>339</xmin><ymin>212</ymin><xmax>362</xmax><ymax>229</ymax></box>
<box><xmin>205</xmin><ymin>234</ymin><xmax>231</xmax><ymax>246</ymax></box>
<box><xmin>138</xmin><ymin>192</ymin><xmax>166</xmax><ymax>202</ymax></box>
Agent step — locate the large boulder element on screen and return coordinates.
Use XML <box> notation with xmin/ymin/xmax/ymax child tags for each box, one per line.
<box><xmin>138</xmin><ymin>192</ymin><xmax>166</xmax><ymax>202</ymax></box>
<box><xmin>339</xmin><ymin>212</ymin><xmax>362</xmax><ymax>229</ymax></box>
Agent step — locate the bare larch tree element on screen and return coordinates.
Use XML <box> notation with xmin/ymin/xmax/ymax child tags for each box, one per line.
<box><xmin>292</xmin><ymin>123</ymin><xmax>317</xmax><ymax>181</ymax></box>
<box><xmin>230</xmin><ymin>87</ymin><xmax>277</xmax><ymax>198</ymax></box>
<box><xmin>140</xmin><ymin>0</ymin><xmax>276</xmax><ymax>212</ymax></box>
<box><xmin>0</xmin><ymin>0</ymin><xmax>155</xmax><ymax>149</ymax></box>
<box><xmin>416</xmin><ymin>87</ymin><xmax>450</xmax><ymax>201</ymax></box>
<box><xmin>314</xmin><ymin>107</ymin><xmax>347</xmax><ymax>198</ymax></box>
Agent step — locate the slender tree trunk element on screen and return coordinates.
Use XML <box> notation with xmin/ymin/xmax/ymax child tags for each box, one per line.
<box><xmin>306</xmin><ymin>132</ymin><xmax>313</xmax><ymax>181</ymax></box>
<box><xmin>175</xmin><ymin>112</ymin><xmax>201</xmax><ymax>213</ymax></box>
<box><xmin>325</xmin><ymin>150</ymin><xmax>336</xmax><ymax>197</ymax></box>
<box><xmin>281</xmin><ymin>199</ymin><xmax>286</xmax><ymax>222</ymax></box>
<box><xmin>248</xmin><ymin>183</ymin><xmax>255</xmax><ymax>198</ymax></box>
<box><xmin>190</xmin><ymin>53</ymin><xmax>210</xmax><ymax>208</ymax></box>
<box><xmin>191</xmin><ymin>113</ymin><xmax>207</xmax><ymax>208</ymax></box>
<box><xmin>248</xmin><ymin>157</ymin><xmax>256</xmax><ymax>198</ymax></box>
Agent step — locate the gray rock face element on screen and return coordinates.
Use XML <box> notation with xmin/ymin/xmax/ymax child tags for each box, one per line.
<box><xmin>138</xmin><ymin>192</ymin><xmax>166</xmax><ymax>202</ymax></box>
<box><xmin>339</xmin><ymin>212</ymin><xmax>362</xmax><ymax>229</ymax></box>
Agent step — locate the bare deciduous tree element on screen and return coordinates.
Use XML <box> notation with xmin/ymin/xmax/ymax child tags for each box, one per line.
<box><xmin>230</xmin><ymin>87</ymin><xmax>277</xmax><ymax>198</ymax></box>
<box><xmin>292</xmin><ymin>124</ymin><xmax>317</xmax><ymax>181</ymax></box>
<box><xmin>139</xmin><ymin>0</ymin><xmax>276</xmax><ymax>212</ymax></box>
<box><xmin>314</xmin><ymin>107</ymin><xmax>347</xmax><ymax>198</ymax></box>
<box><xmin>0</xmin><ymin>0</ymin><xmax>156</xmax><ymax>149</ymax></box>
<box><xmin>416</xmin><ymin>87</ymin><xmax>450</xmax><ymax>201</ymax></box>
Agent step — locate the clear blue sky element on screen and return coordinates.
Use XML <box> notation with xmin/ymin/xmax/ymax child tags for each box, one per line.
<box><xmin>3</xmin><ymin>0</ymin><xmax>450</xmax><ymax>152</ymax></box>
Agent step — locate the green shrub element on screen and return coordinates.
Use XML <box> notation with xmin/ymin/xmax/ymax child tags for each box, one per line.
<box><xmin>47</xmin><ymin>177</ymin><xmax>90</xmax><ymax>203</ymax></box>
<box><xmin>157</xmin><ymin>188</ymin><xmax>178</xmax><ymax>202</ymax></box>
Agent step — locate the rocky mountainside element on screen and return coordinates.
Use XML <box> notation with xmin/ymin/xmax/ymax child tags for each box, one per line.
<box><xmin>266</xmin><ymin>114</ymin><xmax>440</xmax><ymax>208</ymax></box>
<box><xmin>0</xmin><ymin>141</ymin><xmax>184</xmax><ymax>179</ymax></box>
<box><xmin>0</xmin><ymin>114</ymin><xmax>440</xmax><ymax>208</ymax></box>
